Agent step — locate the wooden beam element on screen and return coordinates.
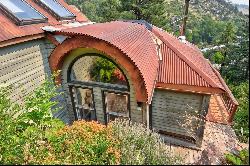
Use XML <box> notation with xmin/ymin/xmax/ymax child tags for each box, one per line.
<box><xmin>156</xmin><ymin>83</ymin><xmax>224</xmax><ymax>94</ymax></box>
<box><xmin>46</xmin><ymin>33</ymin><xmax>60</xmax><ymax>46</ymax></box>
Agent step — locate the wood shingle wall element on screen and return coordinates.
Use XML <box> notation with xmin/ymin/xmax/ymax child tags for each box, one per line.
<box><xmin>152</xmin><ymin>89</ymin><xmax>210</xmax><ymax>145</ymax></box>
<box><xmin>0</xmin><ymin>39</ymin><xmax>70</xmax><ymax>124</ymax></box>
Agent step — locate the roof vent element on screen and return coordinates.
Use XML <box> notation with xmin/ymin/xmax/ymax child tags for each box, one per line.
<box><xmin>178</xmin><ymin>36</ymin><xmax>187</xmax><ymax>44</ymax></box>
<box><xmin>121</xmin><ymin>20</ymin><xmax>153</xmax><ymax>31</ymax></box>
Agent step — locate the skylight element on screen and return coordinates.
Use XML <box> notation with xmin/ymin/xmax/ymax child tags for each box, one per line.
<box><xmin>0</xmin><ymin>0</ymin><xmax>47</xmax><ymax>25</ymax></box>
<box><xmin>36</xmin><ymin>0</ymin><xmax>75</xmax><ymax>20</ymax></box>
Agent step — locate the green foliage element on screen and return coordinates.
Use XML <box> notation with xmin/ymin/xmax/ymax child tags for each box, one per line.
<box><xmin>211</xmin><ymin>51</ymin><xmax>224</xmax><ymax>64</ymax></box>
<box><xmin>17</xmin><ymin>76</ymin><xmax>61</xmax><ymax>131</ymax></box>
<box><xmin>111</xmin><ymin>119</ymin><xmax>182</xmax><ymax>165</ymax></box>
<box><xmin>26</xmin><ymin>121</ymin><xmax>119</xmax><ymax>165</ymax></box>
<box><xmin>225</xmin><ymin>148</ymin><xmax>249</xmax><ymax>165</ymax></box>
<box><xmin>90</xmin><ymin>57</ymin><xmax>116</xmax><ymax>83</ymax></box>
<box><xmin>66</xmin><ymin>0</ymin><xmax>168</xmax><ymax>28</ymax></box>
<box><xmin>0</xmin><ymin>86</ymin><xmax>23</xmax><ymax>164</ymax></box>
<box><xmin>229</xmin><ymin>82</ymin><xmax>249</xmax><ymax>143</ymax></box>
<box><xmin>1</xmin><ymin>77</ymin><xmax>180</xmax><ymax>164</ymax></box>
<box><xmin>0</xmin><ymin>74</ymin><xmax>64</xmax><ymax>164</ymax></box>
<box><xmin>119</xmin><ymin>0</ymin><xmax>167</xmax><ymax>28</ymax></box>
<box><xmin>220</xmin><ymin>22</ymin><xmax>237</xmax><ymax>45</ymax></box>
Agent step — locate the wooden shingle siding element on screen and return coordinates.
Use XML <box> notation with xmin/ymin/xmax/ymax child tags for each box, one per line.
<box><xmin>0</xmin><ymin>39</ymin><xmax>69</xmax><ymax>123</ymax></box>
<box><xmin>152</xmin><ymin>89</ymin><xmax>207</xmax><ymax>143</ymax></box>
<box><xmin>0</xmin><ymin>40</ymin><xmax>51</xmax><ymax>101</ymax></box>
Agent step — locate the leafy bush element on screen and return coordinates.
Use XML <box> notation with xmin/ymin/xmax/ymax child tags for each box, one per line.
<box><xmin>0</xmin><ymin>74</ymin><xmax>181</xmax><ymax>165</ymax></box>
<box><xmin>90</xmin><ymin>57</ymin><xmax>116</xmax><ymax>83</ymax></box>
<box><xmin>110</xmin><ymin>119</ymin><xmax>182</xmax><ymax>165</ymax></box>
<box><xmin>0</xmin><ymin>74</ymin><xmax>64</xmax><ymax>164</ymax></box>
<box><xmin>230</xmin><ymin>82</ymin><xmax>249</xmax><ymax>143</ymax></box>
<box><xmin>90</xmin><ymin>57</ymin><xmax>127</xmax><ymax>85</ymax></box>
<box><xmin>211</xmin><ymin>51</ymin><xmax>224</xmax><ymax>64</ymax></box>
<box><xmin>30</xmin><ymin>121</ymin><xmax>120</xmax><ymax>165</ymax></box>
<box><xmin>225</xmin><ymin>148</ymin><xmax>249</xmax><ymax>165</ymax></box>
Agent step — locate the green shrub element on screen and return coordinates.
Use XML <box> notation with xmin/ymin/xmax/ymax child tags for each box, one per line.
<box><xmin>0</xmin><ymin>86</ymin><xmax>23</xmax><ymax>164</ymax></box>
<box><xmin>90</xmin><ymin>57</ymin><xmax>116</xmax><ymax>83</ymax></box>
<box><xmin>110</xmin><ymin>119</ymin><xmax>182</xmax><ymax>165</ymax></box>
<box><xmin>0</xmin><ymin>74</ymin><xmax>181</xmax><ymax>165</ymax></box>
<box><xmin>225</xmin><ymin>148</ymin><xmax>249</xmax><ymax>165</ymax></box>
<box><xmin>0</xmin><ymin>74</ymin><xmax>64</xmax><ymax>164</ymax></box>
<box><xmin>26</xmin><ymin>121</ymin><xmax>120</xmax><ymax>165</ymax></box>
<box><xmin>230</xmin><ymin>82</ymin><xmax>249</xmax><ymax>143</ymax></box>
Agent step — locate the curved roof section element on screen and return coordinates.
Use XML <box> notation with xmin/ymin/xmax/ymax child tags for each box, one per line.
<box><xmin>0</xmin><ymin>0</ymin><xmax>89</xmax><ymax>44</ymax></box>
<box><xmin>54</xmin><ymin>21</ymin><xmax>159</xmax><ymax>103</ymax></box>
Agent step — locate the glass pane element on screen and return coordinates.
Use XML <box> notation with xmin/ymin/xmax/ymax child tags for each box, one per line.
<box><xmin>40</xmin><ymin>0</ymin><xmax>74</xmax><ymax>18</ymax></box>
<box><xmin>70</xmin><ymin>55</ymin><xmax>128</xmax><ymax>86</ymax></box>
<box><xmin>105</xmin><ymin>92</ymin><xmax>129</xmax><ymax>117</ymax></box>
<box><xmin>72</xmin><ymin>87</ymin><xmax>95</xmax><ymax>121</ymax></box>
<box><xmin>0</xmin><ymin>0</ymin><xmax>45</xmax><ymax>21</ymax></box>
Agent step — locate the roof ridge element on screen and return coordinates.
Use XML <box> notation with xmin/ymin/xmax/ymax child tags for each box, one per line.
<box><xmin>152</xmin><ymin>26</ymin><xmax>223</xmax><ymax>89</ymax></box>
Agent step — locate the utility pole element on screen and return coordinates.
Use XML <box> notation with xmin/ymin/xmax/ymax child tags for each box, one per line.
<box><xmin>180</xmin><ymin>0</ymin><xmax>190</xmax><ymax>36</ymax></box>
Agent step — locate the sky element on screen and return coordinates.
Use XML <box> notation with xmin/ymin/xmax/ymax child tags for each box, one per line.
<box><xmin>229</xmin><ymin>0</ymin><xmax>249</xmax><ymax>5</ymax></box>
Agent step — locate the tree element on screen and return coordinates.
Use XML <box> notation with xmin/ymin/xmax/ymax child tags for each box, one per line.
<box><xmin>67</xmin><ymin>0</ymin><xmax>168</xmax><ymax>28</ymax></box>
<box><xmin>211</xmin><ymin>51</ymin><xmax>224</xmax><ymax>64</ymax></box>
<box><xmin>66</xmin><ymin>0</ymin><xmax>121</xmax><ymax>22</ymax></box>
<box><xmin>220</xmin><ymin>22</ymin><xmax>237</xmax><ymax>45</ymax></box>
<box><xmin>118</xmin><ymin>0</ymin><xmax>168</xmax><ymax>28</ymax></box>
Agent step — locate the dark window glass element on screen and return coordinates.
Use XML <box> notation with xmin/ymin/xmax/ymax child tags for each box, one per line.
<box><xmin>71</xmin><ymin>87</ymin><xmax>96</xmax><ymax>121</ymax></box>
<box><xmin>104</xmin><ymin>92</ymin><xmax>129</xmax><ymax>123</ymax></box>
<box><xmin>0</xmin><ymin>0</ymin><xmax>47</xmax><ymax>25</ymax></box>
<box><xmin>38</xmin><ymin>0</ymin><xmax>75</xmax><ymax>20</ymax></box>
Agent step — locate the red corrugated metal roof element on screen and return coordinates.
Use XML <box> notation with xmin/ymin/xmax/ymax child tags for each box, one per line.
<box><xmin>52</xmin><ymin>21</ymin><xmax>237</xmax><ymax>105</ymax></box>
<box><xmin>55</xmin><ymin>21</ymin><xmax>159</xmax><ymax>102</ymax></box>
<box><xmin>157</xmin><ymin>43</ymin><xmax>211</xmax><ymax>87</ymax></box>
<box><xmin>0</xmin><ymin>0</ymin><xmax>89</xmax><ymax>43</ymax></box>
<box><xmin>153</xmin><ymin>27</ymin><xmax>225</xmax><ymax>90</ymax></box>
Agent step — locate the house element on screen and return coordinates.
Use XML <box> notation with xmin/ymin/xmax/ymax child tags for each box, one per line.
<box><xmin>0</xmin><ymin>0</ymin><xmax>238</xmax><ymax>148</ymax></box>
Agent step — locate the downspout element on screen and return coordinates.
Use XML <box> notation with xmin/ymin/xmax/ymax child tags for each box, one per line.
<box><xmin>146</xmin><ymin>104</ymin><xmax>150</xmax><ymax>129</ymax></box>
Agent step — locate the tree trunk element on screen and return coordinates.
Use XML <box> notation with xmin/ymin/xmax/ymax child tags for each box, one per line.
<box><xmin>180</xmin><ymin>0</ymin><xmax>190</xmax><ymax>36</ymax></box>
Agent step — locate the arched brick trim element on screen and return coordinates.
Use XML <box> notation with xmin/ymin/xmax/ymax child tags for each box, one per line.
<box><xmin>49</xmin><ymin>35</ymin><xmax>147</xmax><ymax>102</ymax></box>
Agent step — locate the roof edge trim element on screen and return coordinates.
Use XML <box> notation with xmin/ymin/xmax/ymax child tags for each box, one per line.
<box><xmin>156</xmin><ymin>82</ymin><xmax>224</xmax><ymax>95</ymax></box>
<box><xmin>0</xmin><ymin>33</ymin><xmax>45</xmax><ymax>48</ymax></box>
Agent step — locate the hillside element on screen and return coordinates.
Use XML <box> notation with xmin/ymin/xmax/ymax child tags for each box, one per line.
<box><xmin>165</xmin><ymin>0</ymin><xmax>245</xmax><ymax>22</ymax></box>
<box><xmin>236</xmin><ymin>4</ymin><xmax>249</xmax><ymax>15</ymax></box>
<box><xmin>164</xmin><ymin>0</ymin><xmax>248</xmax><ymax>48</ymax></box>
